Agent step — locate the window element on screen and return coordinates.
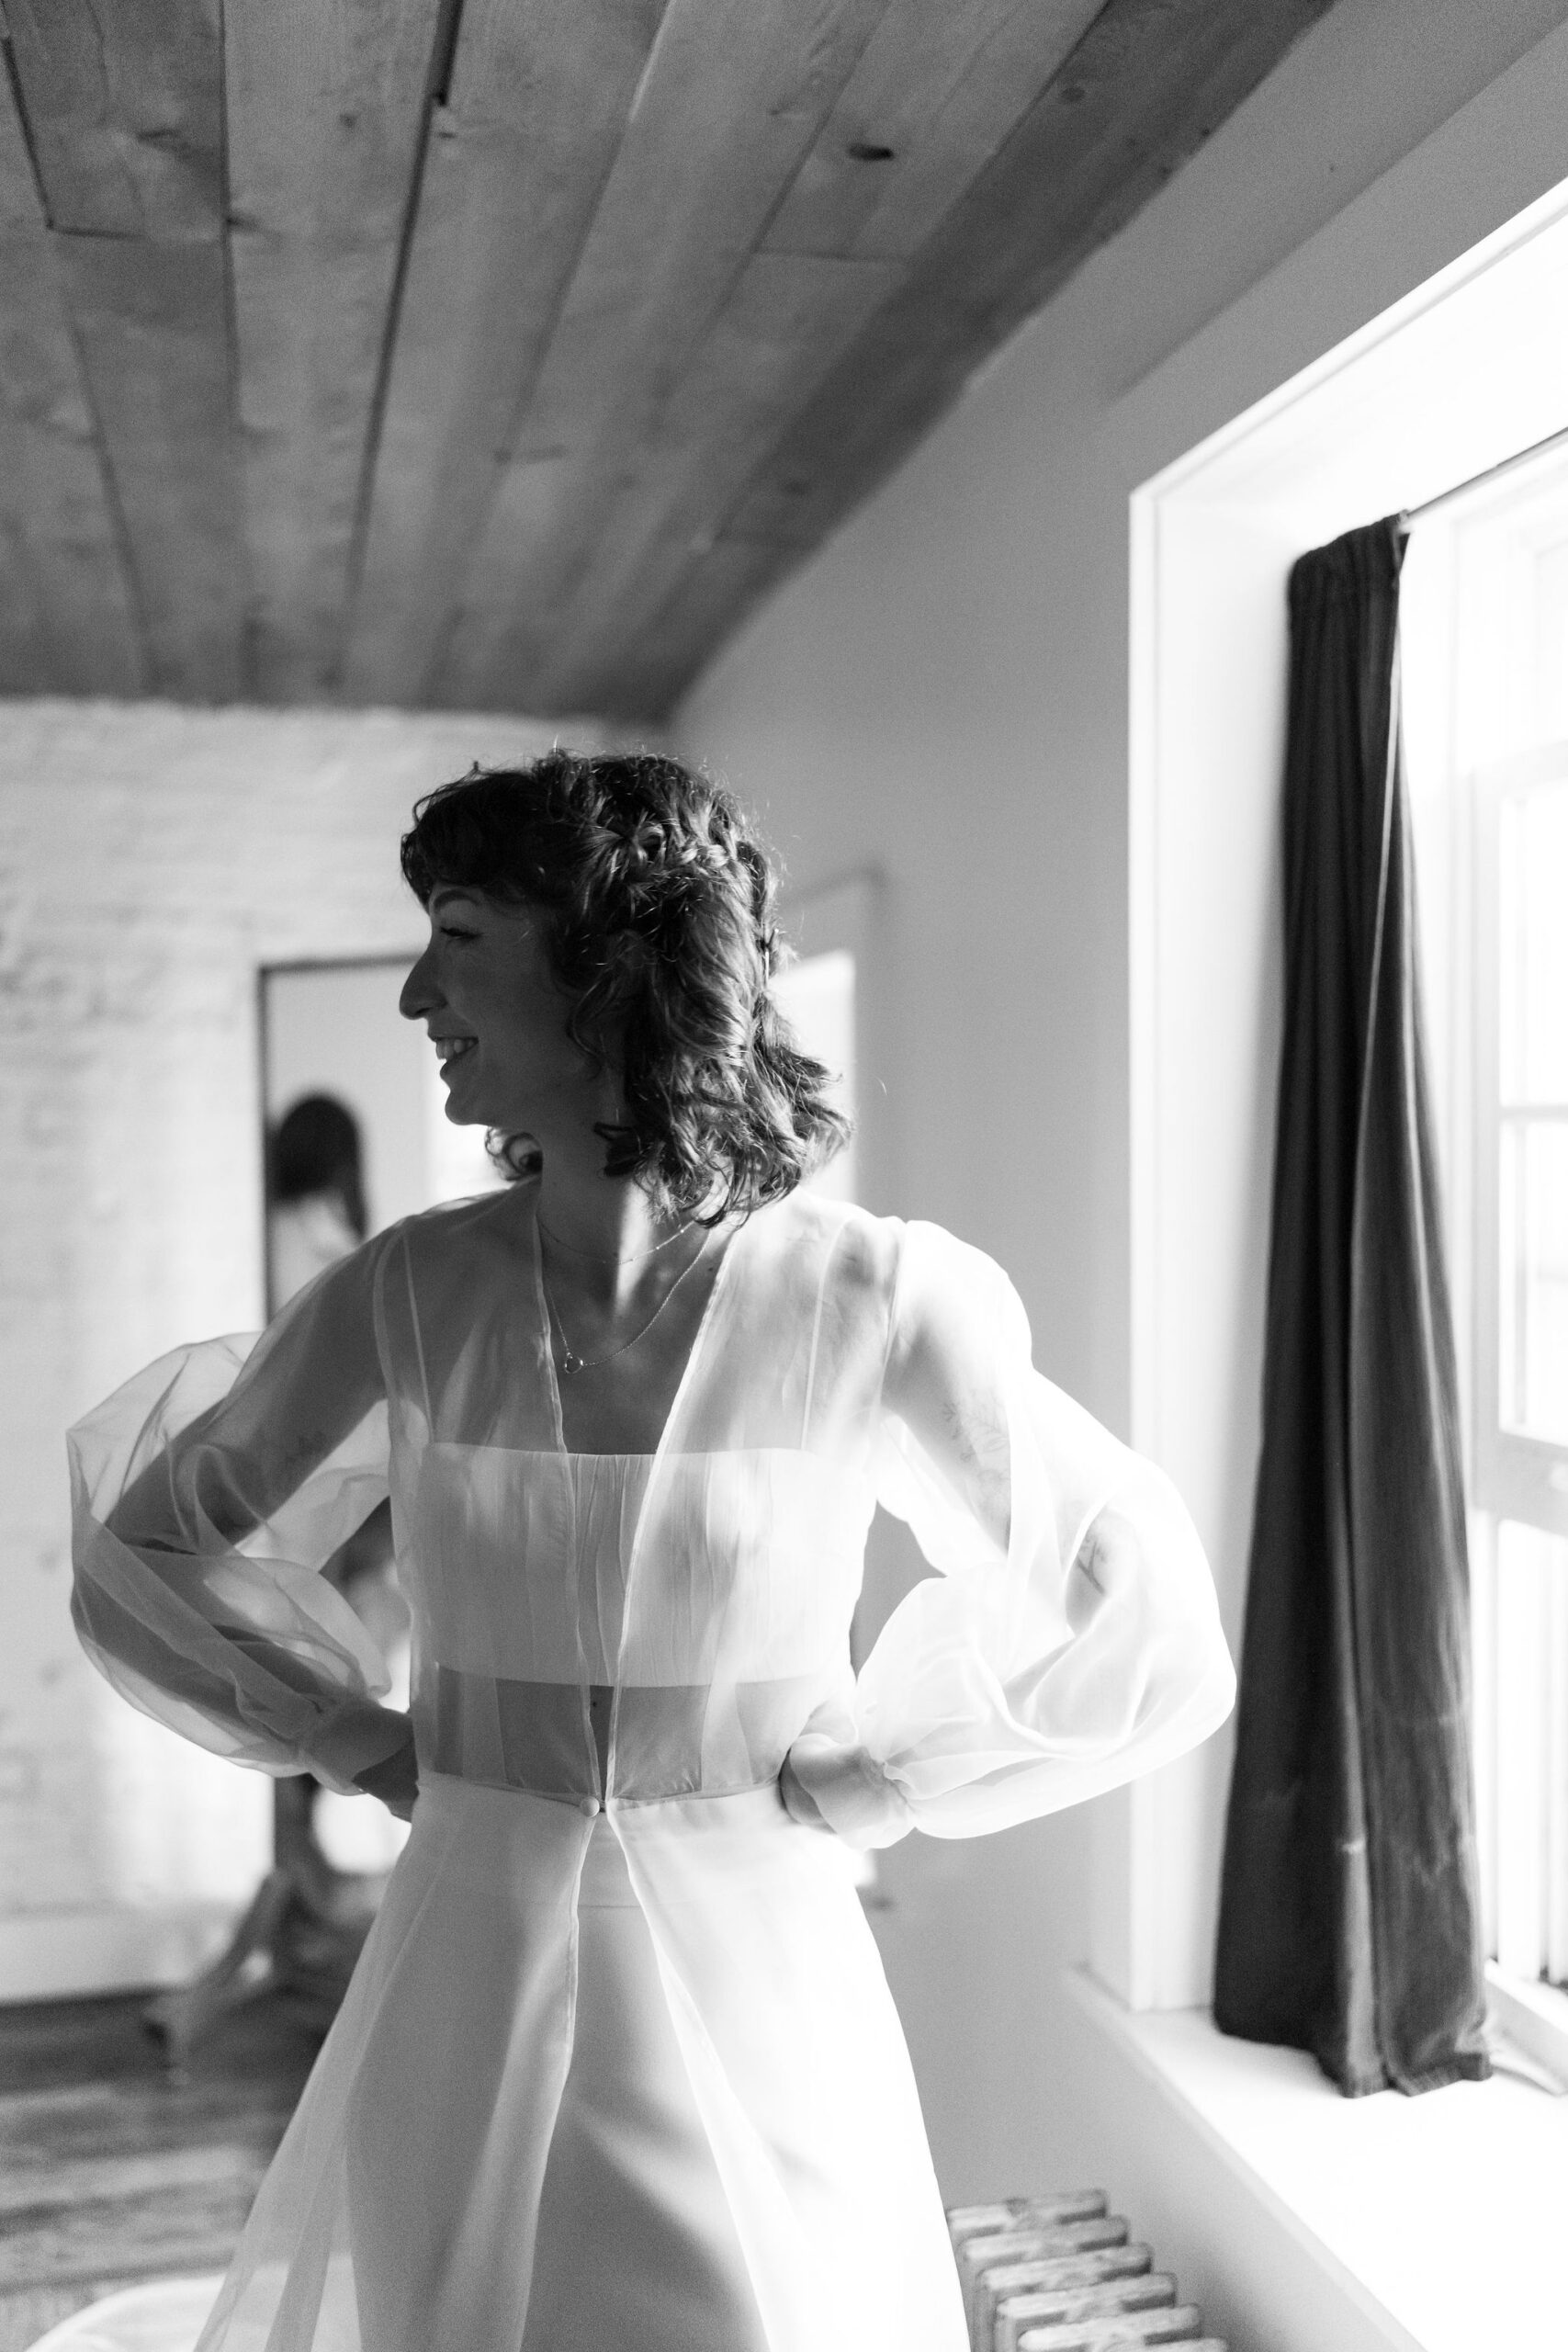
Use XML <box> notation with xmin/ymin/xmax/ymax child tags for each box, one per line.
<box><xmin>1404</xmin><ymin>455</ymin><xmax>1568</xmax><ymax>2070</ymax></box>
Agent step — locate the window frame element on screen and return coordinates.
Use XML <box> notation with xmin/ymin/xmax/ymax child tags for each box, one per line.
<box><xmin>1431</xmin><ymin>503</ymin><xmax>1568</xmax><ymax>2065</ymax></box>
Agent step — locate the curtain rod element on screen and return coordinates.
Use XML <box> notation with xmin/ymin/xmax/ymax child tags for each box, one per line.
<box><xmin>1400</xmin><ymin>420</ymin><xmax>1568</xmax><ymax>530</ymax></box>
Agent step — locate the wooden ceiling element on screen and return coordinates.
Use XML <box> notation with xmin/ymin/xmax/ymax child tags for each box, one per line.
<box><xmin>0</xmin><ymin>0</ymin><xmax>1331</xmax><ymax>721</ymax></box>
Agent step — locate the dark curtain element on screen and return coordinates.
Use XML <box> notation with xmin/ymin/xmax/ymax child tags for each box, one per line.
<box><xmin>1213</xmin><ymin>517</ymin><xmax>1490</xmax><ymax>2097</ymax></box>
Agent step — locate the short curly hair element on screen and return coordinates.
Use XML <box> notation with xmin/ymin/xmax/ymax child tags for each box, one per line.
<box><xmin>400</xmin><ymin>749</ymin><xmax>850</xmax><ymax>1220</ymax></box>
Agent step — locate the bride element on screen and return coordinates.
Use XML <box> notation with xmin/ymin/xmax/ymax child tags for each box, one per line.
<box><xmin>66</xmin><ymin>749</ymin><xmax>1235</xmax><ymax>2352</ymax></box>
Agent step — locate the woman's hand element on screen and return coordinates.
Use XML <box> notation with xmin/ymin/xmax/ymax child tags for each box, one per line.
<box><xmin>780</xmin><ymin>1736</ymin><xmax>914</xmax><ymax>1849</ymax></box>
<box><xmin>778</xmin><ymin>1751</ymin><xmax>834</xmax><ymax>1833</ymax></box>
<box><xmin>352</xmin><ymin>1736</ymin><xmax>420</xmax><ymax>1821</ymax></box>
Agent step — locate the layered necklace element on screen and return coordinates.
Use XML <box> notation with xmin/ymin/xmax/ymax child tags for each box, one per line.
<box><xmin>537</xmin><ymin>1216</ymin><xmax>706</xmax><ymax>1378</ymax></box>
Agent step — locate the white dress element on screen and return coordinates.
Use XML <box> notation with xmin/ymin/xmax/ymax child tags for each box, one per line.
<box><xmin>66</xmin><ymin>1184</ymin><xmax>1235</xmax><ymax>2352</ymax></box>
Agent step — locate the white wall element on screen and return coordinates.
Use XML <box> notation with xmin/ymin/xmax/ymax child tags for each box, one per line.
<box><xmin>675</xmin><ymin>0</ymin><xmax>1568</xmax><ymax>2210</ymax></box>
<box><xmin>0</xmin><ymin>700</ymin><xmax>592</xmax><ymax>1996</ymax></box>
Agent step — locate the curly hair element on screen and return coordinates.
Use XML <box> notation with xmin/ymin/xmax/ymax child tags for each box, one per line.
<box><xmin>400</xmin><ymin>749</ymin><xmax>850</xmax><ymax>1220</ymax></box>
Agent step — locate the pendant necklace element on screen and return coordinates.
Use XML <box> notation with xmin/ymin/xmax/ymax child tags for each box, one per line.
<box><xmin>541</xmin><ymin>1229</ymin><xmax>709</xmax><ymax>1378</ymax></box>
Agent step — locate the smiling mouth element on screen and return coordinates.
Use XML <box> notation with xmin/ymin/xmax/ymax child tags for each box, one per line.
<box><xmin>434</xmin><ymin>1036</ymin><xmax>476</xmax><ymax>1066</ymax></box>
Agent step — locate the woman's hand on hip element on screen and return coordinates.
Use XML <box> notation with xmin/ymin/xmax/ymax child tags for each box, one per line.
<box><xmin>352</xmin><ymin>1738</ymin><xmax>420</xmax><ymax>1821</ymax></box>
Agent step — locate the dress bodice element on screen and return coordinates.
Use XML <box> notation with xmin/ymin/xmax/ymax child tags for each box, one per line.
<box><xmin>546</xmin><ymin>1451</ymin><xmax>649</xmax><ymax>1684</ymax></box>
<box><xmin>402</xmin><ymin>1443</ymin><xmax>874</xmax><ymax>1804</ymax></box>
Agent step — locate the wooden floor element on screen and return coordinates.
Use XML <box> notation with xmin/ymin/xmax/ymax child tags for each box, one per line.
<box><xmin>0</xmin><ymin>1992</ymin><xmax>321</xmax><ymax>2352</ymax></box>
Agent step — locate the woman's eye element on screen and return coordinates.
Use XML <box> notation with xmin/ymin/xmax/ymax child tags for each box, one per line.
<box><xmin>439</xmin><ymin>926</ymin><xmax>476</xmax><ymax>940</ymax></box>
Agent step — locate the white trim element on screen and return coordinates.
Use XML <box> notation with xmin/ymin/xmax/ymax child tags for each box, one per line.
<box><xmin>1066</xmin><ymin>1967</ymin><xmax>1568</xmax><ymax>2352</ymax></box>
<box><xmin>1486</xmin><ymin>1961</ymin><xmax>1568</xmax><ymax>2092</ymax></box>
<box><xmin>1066</xmin><ymin>1973</ymin><xmax>1425</xmax><ymax>2352</ymax></box>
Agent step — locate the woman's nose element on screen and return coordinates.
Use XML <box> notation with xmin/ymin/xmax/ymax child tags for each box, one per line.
<box><xmin>399</xmin><ymin>949</ymin><xmax>437</xmax><ymax>1022</ymax></box>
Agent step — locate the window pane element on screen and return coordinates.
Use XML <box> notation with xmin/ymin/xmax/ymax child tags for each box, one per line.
<box><xmin>1493</xmin><ymin>1520</ymin><xmax>1568</xmax><ymax>1985</ymax></box>
<box><xmin>1499</xmin><ymin>776</ymin><xmax>1568</xmax><ymax>1104</ymax></box>
<box><xmin>1500</xmin><ymin>1118</ymin><xmax>1568</xmax><ymax>1440</ymax></box>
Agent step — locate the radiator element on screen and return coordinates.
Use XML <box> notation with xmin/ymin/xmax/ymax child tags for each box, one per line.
<box><xmin>948</xmin><ymin>2195</ymin><xmax>1229</xmax><ymax>2352</ymax></box>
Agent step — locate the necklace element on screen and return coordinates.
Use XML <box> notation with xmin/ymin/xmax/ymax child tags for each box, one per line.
<box><xmin>541</xmin><ymin>1233</ymin><xmax>709</xmax><ymax>1378</ymax></box>
<box><xmin>537</xmin><ymin>1216</ymin><xmax>694</xmax><ymax>1263</ymax></box>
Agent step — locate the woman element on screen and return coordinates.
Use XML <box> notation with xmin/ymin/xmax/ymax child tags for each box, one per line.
<box><xmin>67</xmin><ymin>750</ymin><xmax>1235</xmax><ymax>2352</ymax></box>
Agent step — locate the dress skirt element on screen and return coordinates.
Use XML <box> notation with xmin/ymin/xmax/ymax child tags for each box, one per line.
<box><xmin>180</xmin><ymin>1774</ymin><xmax>967</xmax><ymax>2352</ymax></box>
<box><xmin>522</xmin><ymin>1812</ymin><xmax>766</xmax><ymax>2350</ymax></box>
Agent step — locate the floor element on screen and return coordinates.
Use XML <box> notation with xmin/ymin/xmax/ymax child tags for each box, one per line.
<box><xmin>0</xmin><ymin>1992</ymin><xmax>320</xmax><ymax>2352</ymax></box>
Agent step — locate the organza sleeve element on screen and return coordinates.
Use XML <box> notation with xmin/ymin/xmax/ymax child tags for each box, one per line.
<box><xmin>784</xmin><ymin>1220</ymin><xmax>1235</xmax><ymax>1847</ymax></box>
<box><xmin>65</xmin><ymin>1231</ymin><xmax>412</xmax><ymax>1795</ymax></box>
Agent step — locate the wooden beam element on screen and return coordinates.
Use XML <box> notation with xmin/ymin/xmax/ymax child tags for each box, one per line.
<box><xmin>431</xmin><ymin>0</ymin><xmax>891</xmax><ymax>713</ymax></box>
<box><xmin>6</xmin><ymin>0</ymin><xmax>245</xmax><ymax>699</ymax></box>
<box><xmin>340</xmin><ymin>0</ymin><xmax>671</xmax><ymax>707</ymax></box>
<box><xmin>0</xmin><ymin>58</ymin><xmax>143</xmax><ymax>695</ymax></box>
<box><xmin>224</xmin><ymin>0</ymin><xmax>441</xmax><ymax>701</ymax></box>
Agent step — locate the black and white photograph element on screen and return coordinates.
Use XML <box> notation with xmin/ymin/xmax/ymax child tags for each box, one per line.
<box><xmin>2</xmin><ymin>5</ymin><xmax>1567</xmax><ymax>2350</ymax></box>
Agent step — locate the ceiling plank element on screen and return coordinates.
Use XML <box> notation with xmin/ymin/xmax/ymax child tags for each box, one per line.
<box><xmin>6</xmin><ymin>0</ymin><xmax>246</xmax><ymax>698</ymax></box>
<box><xmin>2</xmin><ymin>0</ymin><xmax>222</xmax><ymax>239</ymax></box>
<box><xmin>54</xmin><ymin>239</ymin><xmax>246</xmax><ymax>697</ymax></box>
<box><xmin>725</xmin><ymin>0</ymin><xmax>1337</xmax><ymax>559</ymax></box>
<box><xmin>340</xmin><ymin>0</ymin><xmax>671</xmax><ymax>707</ymax></box>
<box><xmin>0</xmin><ymin>61</ymin><xmax>144</xmax><ymax>695</ymax></box>
<box><xmin>224</xmin><ymin>0</ymin><xmax>441</xmax><ymax>701</ymax></box>
<box><xmin>571</xmin><ymin>537</ymin><xmax>781</xmax><ymax>725</ymax></box>
<box><xmin>525</xmin><ymin>250</ymin><xmax>899</xmax><ymax>712</ymax></box>
<box><xmin>432</xmin><ymin>0</ymin><xmax>892</xmax><ymax>712</ymax></box>
<box><xmin>761</xmin><ymin>0</ymin><xmax>1105</xmax><ymax>262</ymax></box>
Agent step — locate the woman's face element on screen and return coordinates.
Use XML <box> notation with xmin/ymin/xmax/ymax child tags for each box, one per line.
<box><xmin>399</xmin><ymin>888</ymin><xmax>604</xmax><ymax>1136</ymax></box>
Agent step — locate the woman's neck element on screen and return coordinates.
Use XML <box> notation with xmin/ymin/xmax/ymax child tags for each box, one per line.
<box><xmin>532</xmin><ymin>1156</ymin><xmax>703</xmax><ymax>1312</ymax></box>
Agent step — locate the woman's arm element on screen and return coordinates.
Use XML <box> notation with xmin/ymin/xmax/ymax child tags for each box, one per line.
<box><xmin>784</xmin><ymin>1219</ymin><xmax>1235</xmax><ymax>1846</ymax></box>
<box><xmin>68</xmin><ymin>1232</ymin><xmax>412</xmax><ymax>1794</ymax></box>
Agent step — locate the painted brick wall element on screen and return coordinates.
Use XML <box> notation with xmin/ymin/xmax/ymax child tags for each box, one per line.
<box><xmin>0</xmin><ymin>698</ymin><xmax>604</xmax><ymax>1995</ymax></box>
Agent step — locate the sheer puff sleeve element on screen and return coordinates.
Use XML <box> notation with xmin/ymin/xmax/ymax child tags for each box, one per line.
<box><xmin>784</xmin><ymin>1220</ymin><xmax>1235</xmax><ymax>1849</ymax></box>
<box><xmin>66</xmin><ymin>1232</ymin><xmax>412</xmax><ymax>1796</ymax></box>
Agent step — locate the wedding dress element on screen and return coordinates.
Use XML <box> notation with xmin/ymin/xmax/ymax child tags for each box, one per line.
<box><xmin>64</xmin><ymin>1182</ymin><xmax>1235</xmax><ymax>2352</ymax></box>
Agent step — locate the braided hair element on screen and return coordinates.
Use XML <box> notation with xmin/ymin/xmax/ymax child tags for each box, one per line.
<box><xmin>400</xmin><ymin>750</ymin><xmax>851</xmax><ymax>1219</ymax></box>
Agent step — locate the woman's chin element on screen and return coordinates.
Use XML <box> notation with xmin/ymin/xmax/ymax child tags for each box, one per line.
<box><xmin>439</xmin><ymin>1081</ymin><xmax>489</xmax><ymax>1126</ymax></box>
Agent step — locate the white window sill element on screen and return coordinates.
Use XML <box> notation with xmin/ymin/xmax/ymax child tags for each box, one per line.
<box><xmin>1486</xmin><ymin>1959</ymin><xmax>1568</xmax><ymax>2086</ymax></box>
<box><xmin>1066</xmin><ymin>1966</ymin><xmax>1567</xmax><ymax>2352</ymax></box>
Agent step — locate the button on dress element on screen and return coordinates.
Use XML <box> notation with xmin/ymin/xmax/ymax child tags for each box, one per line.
<box><xmin>67</xmin><ymin>1184</ymin><xmax>1235</xmax><ymax>2352</ymax></box>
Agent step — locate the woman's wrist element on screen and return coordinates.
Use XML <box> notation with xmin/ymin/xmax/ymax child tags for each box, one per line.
<box><xmin>782</xmin><ymin>1736</ymin><xmax>914</xmax><ymax>1850</ymax></box>
<box><xmin>352</xmin><ymin>1736</ymin><xmax>419</xmax><ymax>1820</ymax></box>
<box><xmin>310</xmin><ymin>1700</ymin><xmax>413</xmax><ymax>1796</ymax></box>
<box><xmin>779</xmin><ymin>1751</ymin><xmax>832</xmax><ymax>1831</ymax></box>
